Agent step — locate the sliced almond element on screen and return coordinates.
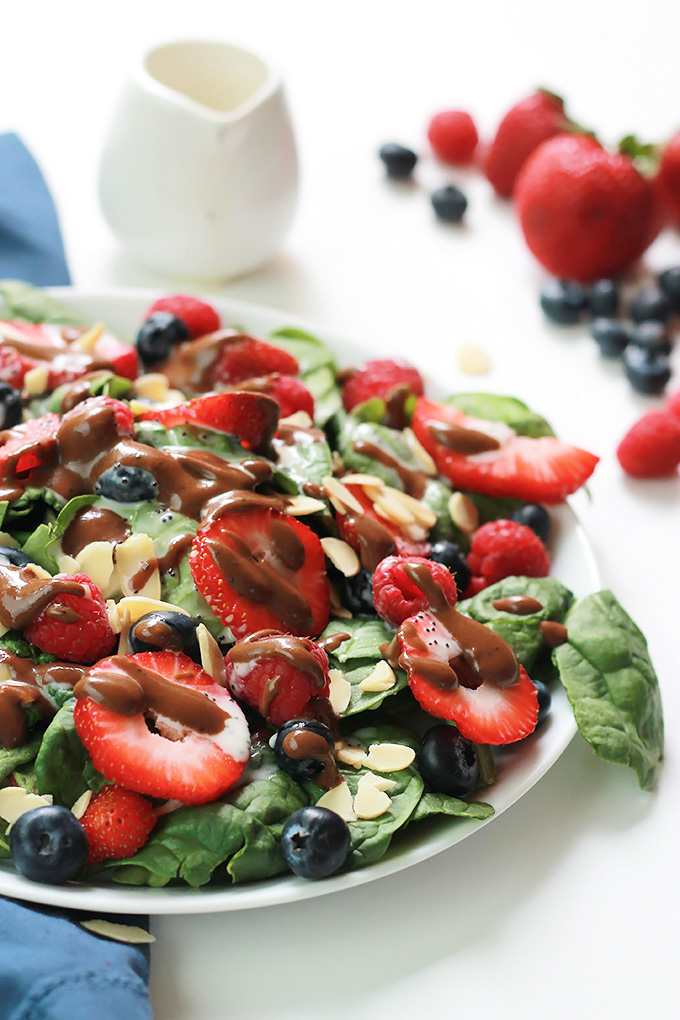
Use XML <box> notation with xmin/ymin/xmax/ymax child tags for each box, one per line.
<box><xmin>23</xmin><ymin>563</ymin><xmax>52</xmax><ymax>581</ymax></box>
<box><xmin>361</xmin><ymin>742</ymin><xmax>416</xmax><ymax>772</ymax></box>
<box><xmin>285</xmin><ymin>495</ymin><xmax>327</xmax><ymax>516</ymax></box>
<box><xmin>74</xmin><ymin>541</ymin><xmax>116</xmax><ymax>597</ymax></box>
<box><xmin>335</xmin><ymin>745</ymin><xmax>366</xmax><ymax>768</ymax></box>
<box><xmin>403</xmin><ymin>427</ymin><xmax>437</xmax><ymax>475</ymax></box>
<box><xmin>115</xmin><ymin>605</ymin><xmax>132</xmax><ymax>655</ymax></box>
<box><xmin>448</xmin><ymin>492</ymin><xmax>479</xmax><ymax>535</ymax></box>
<box><xmin>340</xmin><ymin>473</ymin><xmax>385</xmax><ymax>488</ymax></box>
<box><xmin>359</xmin><ymin>771</ymin><xmax>397</xmax><ymax>793</ymax></box>
<box><xmin>71</xmin><ymin>789</ymin><xmax>93</xmax><ymax>819</ymax></box>
<box><xmin>56</xmin><ymin>553</ymin><xmax>80</xmax><ymax>577</ymax></box>
<box><xmin>0</xmin><ymin>662</ymin><xmax>11</xmax><ymax>683</ymax></box>
<box><xmin>70</xmin><ymin>321</ymin><xmax>105</xmax><ymax>354</ymax></box>
<box><xmin>358</xmin><ymin>660</ymin><xmax>396</xmax><ymax>692</ymax></box>
<box><xmin>322</xmin><ymin>476</ymin><xmax>364</xmax><ymax>516</ymax></box>
<box><xmin>115</xmin><ymin>533</ymin><xmax>161</xmax><ymax>600</ymax></box>
<box><xmin>353</xmin><ymin>777</ymin><xmax>392</xmax><ymax>819</ymax></box>
<box><xmin>132</xmin><ymin>373</ymin><xmax>170</xmax><ymax>401</ymax></box>
<box><xmin>80</xmin><ymin>919</ymin><xmax>156</xmax><ymax>945</ymax></box>
<box><xmin>279</xmin><ymin>410</ymin><xmax>313</xmax><ymax>428</ymax></box>
<box><xmin>405</xmin><ymin>523</ymin><xmax>429</xmax><ymax>542</ymax></box>
<box><xmin>316</xmin><ymin>780</ymin><xmax>356</xmax><ymax>822</ymax></box>
<box><xmin>197</xmin><ymin>623</ymin><xmax>227</xmax><ymax>686</ymax></box>
<box><xmin>457</xmin><ymin>344</ymin><xmax>491</xmax><ymax>375</ymax></box>
<box><xmin>372</xmin><ymin>491</ymin><xmax>414</xmax><ymax>527</ymax></box>
<box><xmin>0</xmin><ymin>788</ymin><xmax>53</xmax><ymax>825</ymax></box>
<box><xmin>328</xmin><ymin>668</ymin><xmax>352</xmax><ymax>715</ymax></box>
<box><xmin>320</xmin><ymin>537</ymin><xmax>360</xmax><ymax>578</ymax></box>
<box><xmin>387</xmin><ymin>488</ymin><xmax>437</xmax><ymax>528</ymax></box>
<box><xmin>23</xmin><ymin>364</ymin><xmax>50</xmax><ymax>395</ymax></box>
<box><xmin>113</xmin><ymin>595</ymin><xmax>191</xmax><ymax>627</ymax></box>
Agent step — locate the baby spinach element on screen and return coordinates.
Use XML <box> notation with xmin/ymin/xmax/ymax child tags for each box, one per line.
<box><xmin>444</xmin><ymin>392</ymin><xmax>555</xmax><ymax>438</ymax></box>
<box><xmin>34</xmin><ymin>702</ymin><xmax>109</xmax><ymax>807</ymax></box>
<box><xmin>0</xmin><ymin>736</ymin><xmax>42</xmax><ymax>784</ymax></box>
<box><xmin>554</xmin><ymin>591</ymin><xmax>664</xmax><ymax>790</ymax></box>
<box><xmin>0</xmin><ymin>279</ymin><xmax>82</xmax><ymax>324</ymax></box>
<box><xmin>410</xmin><ymin>791</ymin><xmax>494</xmax><ymax>824</ymax></box>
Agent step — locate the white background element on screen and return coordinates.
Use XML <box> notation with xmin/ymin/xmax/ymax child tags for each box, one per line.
<box><xmin>2</xmin><ymin>2</ymin><xmax>679</xmax><ymax>1017</ymax></box>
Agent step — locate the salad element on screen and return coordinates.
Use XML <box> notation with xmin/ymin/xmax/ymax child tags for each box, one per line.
<box><xmin>0</xmin><ymin>281</ymin><xmax>664</xmax><ymax>891</ymax></box>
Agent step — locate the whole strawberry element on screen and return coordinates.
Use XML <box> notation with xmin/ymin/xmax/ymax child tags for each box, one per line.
<box><xmin>655</xmin><ymin>130</ymin><xmax>680</xmax><ymax>227</ymax></box>
<box><xmin>483</xmin><ymin>89</ymin><xmax>572</xmax><ymax>198</ymax></box>
<box><xmin>515</xmin><ymin>134</ymin><xmax>664</xmax><ymax>282</ymax></box>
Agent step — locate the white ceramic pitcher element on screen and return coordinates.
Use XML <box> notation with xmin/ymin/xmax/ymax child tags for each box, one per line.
<box><xmin>98</xmin><ymin>39</ymin><xmax>299</xmax><ymax>280</ymax></box>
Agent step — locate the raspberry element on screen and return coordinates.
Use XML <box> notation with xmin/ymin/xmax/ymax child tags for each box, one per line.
<box><xmin>372</xmin><ymin>555</ymin><xmax>458</xmax><ymax>628</ymax></box>
<box><xmin>61</xmin><ymin>395</ymin><xmax>134</xmax><ymax>437</ymax></box>
<box><xmin>145</xmin><ymin>294</ymin><xmax>221</xmax><ymax>339</ymax></box>
<box><xmin>341</xmin><ymin>359</ymin><xmax>424</xmax><ymax>412</ymax></box>
<box><xmin>616</xmin><ymin>411</ymin><xmax>680</xmax><ymax>478</ymax></box>
<box><xmin>466</xmin><ymin>520</ymin><xmax>550</xmax><ymax>592</ymax></box>
<box><xmin>427</xmin><ymin>111</ymin><xmax>479</xmax><ymax>165</ymax></box>
<box><xmin>80</xmin><ymin>787</ymin><xmax>157</xmax><ymax>865</ymax></box>
<box><xmin>25</xmin><ymin>573</ymin><xmax>116</xmax><ymax>664</ymax></box>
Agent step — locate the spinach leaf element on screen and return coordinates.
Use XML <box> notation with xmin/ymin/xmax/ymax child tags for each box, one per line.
<box><xmin>410</xmin><ymin>791</ymin><xmax>494</xmax><ymax>824</ymax></box>
<box><xmin>0</xmin><ymin>820</ymin><xmax>9</xmax><ymax>859</ymax></box>
<box><xmin>553</xmin><ymin>591</ymin><xmax>664</xmax><ymax>790</ymax></box>
<box><xmin>227</xmin><ymin>768</ymin><xmax>308</xmax><ymax>838</ymax></box>
<box><xmin>319</xmin><ymin>617</ymin><xmax>395</xmax><ymax>663</ymax></box>
<box><xmin>269</xmin><ymin>327</ymin><xmax>342</xmax><ymax>426</ymax></box>
<box><xmin>34</xmin><ymin>702</ymin><xmax>109</xmax><ymax>806</ymax></box>
<box><xmin>444</xmin><ymin>393</ymin><xmax>555</xmax><ymax>438</ymax></box>
<box><xmin>0</xmin><ymin>735</ymin><xmax>41</xmax><ymax>783</ymax></box>
<box><xmin>270</xmin><ymin>428</ymin><xmax>333</xmax><ymax>494</ymax></box>
<box><xmin>331</xmin><ymin>658</ymin><xmax>409</xmax><ymax>717</ymax></box>
<box><xmin>0</xmin><ymin>632</ymin><xmax>57</xmax><ymax>664</ymax></box>
<box><xmin>22</xmin><ymin>494</ymin><xmax>97</xmax><ymax>572</ymax></box>
<box><xmin>0</xmin><ymin>280</ymin><xmax>82</xmax><ymax>324</ymax></box>
<box><xmin>459</xmin><ymin>575</ymin><xmax>573</xmax><ymax>670</ymax></box>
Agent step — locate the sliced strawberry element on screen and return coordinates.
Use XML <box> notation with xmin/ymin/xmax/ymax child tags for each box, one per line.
<box><xmin>233</xmin><ymin>373</ymin><xmax>315</xmax><ymax>419</ymax></box>
<box><xmin>190</xmin><ymin>507</ymin><xmax>330</xmax><ymax>639</ymax></box>
<box><xmin>399</xmin><ymin>610</ymin><xmax>538</xmax><ymax>744</ymax></box>
<box><xmin>25</xmin><ymin>572</ymin><xmax>116</xmax><ymax>664</ymax></box>
<box><xmin>73</xmin><ymin>651</ymin><xmax>250</xmax><ymax>805</ymax></box>
<box><xmin>336</xmin><ymin>482</ymin><xmax>430</xmax><ymax>570</ymax></box>
<box><xmin>0</xmin><ymin>345</ymin><xmax>38</xmax><ymax>388</ymax></box>
<box><xmin>137</xmin><ymin>391</ymin><xmax>280</xmax><ymax>452</ymax></box>
<box><xmin>0</xmin><ymin>413</ymin><xmax>60</xmax><ymax>474</ymax></box>
<box><xmin>213</xmin><ymin>336</ymin><xmax>298</xmax><ymax>385</ymax></box>
<box><xmin>225</xmin><ymin>631</ymin><xmax>330</xmax><ymax>726</ymax></box>
<box><xmin>80</xmin><ymin>787</ymin><xmax>157</xmax><ymax>865</ymax></box>
<box><xmin>411</xmin><ymin>397</ymin><xmax>598</xmax><ymax>504</ymax></box>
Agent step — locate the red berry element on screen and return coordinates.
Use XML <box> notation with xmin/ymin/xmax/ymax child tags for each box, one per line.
<box><xmin>0</xmin><ymin>414</ymin><xmax>60</xmax><ymax>475</ymax></box>
<box><xmin>411</xmin><ymin>397</ymin><xmax>598</xmax><ymax>504</ymax></box>
<box><xmin>0</xmin><ymin>344</ymin><xmax>38</xmax><ymax>388</ymax></box>
<box><xmin>466</xmin><ymin>520</ymin><xmax>550</xmax><ymax>591</ymax></box>
<box><xmin>80</xmin><ymin>787</ymin><xmax>157</xmax><ymax>865</ymax></box>
<box><xmin>62</xmin><ymin>395</ymin><xmax>134</xmax><ymax>436</ymax></box>
<box><xmin>335</xmin><ymin>482</ymin><xmax>431</xmax><ymax>568</ymax></box>
<box><xmin>190</xmin><ymin>506</ymin><xmax>330</xmax><ymax>639</ymax></box>
<box><xmin>515</xmin><ymin>134</ymin><xmax>664</xmax><ymax>282</ymax></box>
<box><xmin>235</xmin><ymin>373</ymin><xmax>315</xmax><ymax>419</ymax></box>
<box><xmin>341</xmin><ymin>359</ymin><xmax>424</xmax><ymax>412</ymax></box>
<box><xmin>213</xmin><ymin>336</ymin><xmax>299</xmax><ymax>386</ymax></box>
<box><xmin>73</xmin><ymin>651</ymin><xmax>250</xmax><ymax>805</ymax></box>
<box><xmin>483</xmin><ymin>90</ymin><xmax>570</xmax><ymax>198</ymax></box>
<box><xmin>427</xmin><ymin>110</ymin><xmax>479</xmax><ymax>165</ymax></box>
<box><xmin>616</xmin><ymin>411</ymin><xmax>680</xmax><ymax>478</ymax></box>
<box><xmin>225</xmin><ymin>631</ymin><xmax>331</xmax><ymax>726</ymax></box>
<box><xmin>25</xmin><ymin>572</ymin><xmax>116</xmax><ymax>664</ymax></box>
<box><xmin>655</xmin><ymin>131</ymin><xmax>680</xmax><ymax>228</ymax></box>
<box><xmin>137</xmin><ymin>390</ymin><xmax>280</xmax><ymax>451</ymax></box>
<box><xmin>145</xmin><ymin>294</ymin><xmax>221</xmax><ymax>339</ymax></box>
<box><xmin>372</xmin><ymin>555</ymin><xmax>458</xmax><ymax>628</ymax></box>
<box><xmin>665</xmin><ymin>390</ymin><xmax>680</xmax><ymax>422</ymax></box>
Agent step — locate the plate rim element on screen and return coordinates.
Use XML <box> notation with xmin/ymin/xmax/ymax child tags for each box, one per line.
<box><xmin>0</xmin><ymin>286</ymin><xmax>600</xmax><ymax>914</ymax></box>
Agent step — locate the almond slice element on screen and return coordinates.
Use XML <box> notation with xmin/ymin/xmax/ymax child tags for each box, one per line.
<box><xmin>357</xmin><ymin>660</ymin><xmax>396</xmax><ymax>692</ymax></box>
<box><xmin>457</xmin><ymin>344</ymin><xmax>491</xmax><ymax>375</ymax></box>
<box><xmin>353</xmin><ymin>776</ymin><xmax>392</xmax><ymax>819</ymax></box>
<box><xmin>403</xmin><ymin>427</ymin><xmax>437</xmax><ymax>475</ymax></box>
<box><xmin>448</xmin><ymin>492</ymin><xmax>479</xmax><ymax>535</ymax></box>
<box><xmin>372</xmin><ymin>492</ymin><xmax>414</xmax><ymax>527</ymax></box>
<box><xmin>80</xmin><ymin>920</ymin><xmax>156</xmax><ymax>945</ymax></box>
<box><xmin>0</xmin><ymin>788</ymin><xmax>54</xmax><ymax>825</ymax></box>
<box><xmin>340</xmin><ymin>473</ymin><xmax>385</xmax><ymax>488</ymax></box>
<box><xmin>279</xmin><ymin>410</ymin><xmax>313</xmax><ymax>428</ymax></box>
<box><xmin>328</xmin><ymin>668</ymin><xmax>352</xmax><ymax>715</ymax></box>
<box><xmin>23</xmin><ymin>364</ymin><xmax>50</xmax><ymax>396</ymax></box>
<box><xmin>285</xmin><ymin>495</ymin><xmax>327</xmax><ymax>516</ymax></box>
<box><xmin>115</xmin><ymin>533</ymin><xmax>161</xmax><ymax>600</ymax></box>
<box><xmin>316</xmin><ymin>780</ymin><xmax>356</xmax><ymax>821</ymax></box>
<box><xmin>322</xmin><ymin>476</ymin><xmax>364</xmax><ymax>515</ymax></box>
<box><xmin>335</xmin><ymin>744</ymin><xmax>366</xmax><ymax>768</ymax></box>
<box><xmin>71</xmin><ymin>790</ymin><xmax>93</xmax><ymax>819</ymax></box>
<box><xmin>359</xmin><ymin>771</ymin><xmax>398</xmax><ymax>793</ymax></box>
<box><xmin>197</xmin><ymin>623</ymin><xmax>227</xmax><ymax>686</ymax></box>
<box><xmin>361</xmin><ymin>743</ymin><xmax>416</xmax><ymax>772</ymax></box>
<box><xmin>74</xmin><ymin>541</ymin><xmax>116</xmax><ymax>597</ymax></box>
<box><xmin>320</xmin><ymin>537</ymin><xmax>360</xmax><ymax>578</ymax></box>
<box><xmin>70</xmin><ymin>321</ymin><xmax>105</xmax><ymax>354</ymax></box>
<box><xmin>132</xmin><ymin>373</ymin><xmax>171</xmax><ymax>401</ymax></box>
<box><xmin>386</xmin><ymin>487</ymin><xmax>437</xmax><ymax>528</ymax></box>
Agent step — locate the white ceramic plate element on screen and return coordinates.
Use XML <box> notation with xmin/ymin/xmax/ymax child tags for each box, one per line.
<box><xmin>0</xmin><ymin>287</ymin><xmax>600</xmax><ymax>914</ymax></box>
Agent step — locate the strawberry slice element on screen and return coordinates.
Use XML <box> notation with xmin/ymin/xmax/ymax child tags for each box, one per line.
<box><xmin>190</xmin><ymin>506</ymin><xmax>330</xmax><ymax>639</ymax></box>
<box><xmin>232</xmin><ymin>373</ymin><xmax>315</xmax><ymax>419</ymax></box>
<box><xmin>411</xmin><ymin>397</ymin><xmax>598</xmax><ymax>504</ymax></box>
<box><xmin>213</xmin><ymin>336</ymin><xmax>299</xmax><ymax>385</ymax></box>
<box><xmin>0</xmin><ymin>414</ymin><xmax>60</xmax><ymax>474</ymax></box>
<box><xmin>399</xmin><ymin>609</ymin><xmax>539</xmax><ymax>744</ymax></box>
<box><xmin>137</xmin><ymin>391</ymin><xmax>280</xmax><ymax>452</ymax></box>
<box><xmin>73</xmin><ymin>651</ymin><xmax>250</xmax><ymax>805</ymax></box>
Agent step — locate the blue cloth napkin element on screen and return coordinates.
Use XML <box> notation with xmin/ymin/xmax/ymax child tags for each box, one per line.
<box><xmin>0</xmin><ymin>133</ymin><xmax>152</xmax><ymax>1020</ymax></box>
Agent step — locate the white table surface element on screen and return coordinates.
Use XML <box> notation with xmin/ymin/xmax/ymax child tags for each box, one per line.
<box><xmin>2</xmin><ymin>2</ymin><xmax>679</xmax><ymax>1017</ymax></box>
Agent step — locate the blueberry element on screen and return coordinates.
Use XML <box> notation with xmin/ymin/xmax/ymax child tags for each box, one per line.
<box><xmin>532</xmin><ymin>679</ymin><xmax>552</xmax><ymax>725</ymax></box>
<box><xmin>591</xmin><ymin>318</ymin><xmax>631</xmax><ymax>358</ymax></box>
<box><xmin>129</xmin><ymin>610</ymin><xmax>201</xmax><ymax>662</ymax></box>
<box><xmin>416</xmin><ymin>724</ymin><xmax>479</xmax><ymax>798</ymax></box>
<box><xmin>0</xmin><ymin>382</ymin><xmax>23</xmax><ymax>429</ymax></box>
<box><xmin>629</xmin><ymin>286</ymin><xmax>671</xmax><ymax>324</ymax></box>
<box><xmin>342</xmin><ymin>568</ymin><xmax>375</xmax><ymax>616</ymax></box>
<box><xmin>94</xmin><ymin>464</ymin><xmax>159</xmax><ymax>502</ymax></box>
<box><xmin>0</xmin><ymin>546</ymin><xmax>33</xmax><ymax>568</ymax></box>
<box><xmin>280</xmin><ymin>805</ymin><xmax>351</xmax><ymax>880</ymax></box>
<box><xmin>10</xmin><ymin>805</ymin><xmax>88</xmax><ymax>884</ymax></box>
<box><xmin>274</xmin><ymin>719</ymin><xmax>335</xmax><ymax>781</ymax></box>
<box><xmin>587</xmin><ymin>279</ymin><xmax>620</xmax><ymax>318</ymax></box>
<box><xmin>136</xmin><ymin>311</ymin><xmax>190</xmax><ymax>367</ymax></box>
<box><xmin>431</xmin><ymin>185</ymin><xmax>467</xmax><ymax>223</ymax></box>
<box><xmin>631</xmin><ymin>320</ymin><xmax>672</xmax><ymax>356</ymax></box>
<box><xmin>510</xmin><ymin>503</ymin><xmax>550</xmax><ymax>543</ymax></box>
<box><xmin>623</xmin><ymin>346</ymin><xmax>672</xmax><ymax>395</ymax></box>
<box><xmin>658</xmin><ymin>266</ymin><xmax>680</xmax><ymax>311</ymax></box>
<box><xmin>379</xmin><ymin>143</ymin><xmax>418</xmax><ymax>180</ymax></box>
<box><xmin>539</xmin><ymin>279</ymin><xmax>586</xmax><ymax>326</ymax></box>
<box><xmin>429</xmin><ymin>541</ymin><xmax>472</xmax><ymax>593</ymax></box>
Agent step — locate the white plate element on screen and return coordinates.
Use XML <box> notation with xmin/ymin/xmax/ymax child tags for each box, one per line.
<box><xmin>0</xmin><ymin>287</ymin><xmax>600</xmax><ymax>914</ymax></box>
